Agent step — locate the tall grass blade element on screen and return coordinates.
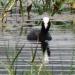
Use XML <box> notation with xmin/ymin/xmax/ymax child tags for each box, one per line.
<box><xmin>11</xmin><ymin>44</ymin><xmax>24</xmax><ymax>66</ymax></box>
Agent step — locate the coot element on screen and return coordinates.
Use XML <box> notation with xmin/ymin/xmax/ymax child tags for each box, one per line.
<box><xmin>27</xmin><ymin>17</ymin><xmax>52</xmax><ymax>63</ymax></box>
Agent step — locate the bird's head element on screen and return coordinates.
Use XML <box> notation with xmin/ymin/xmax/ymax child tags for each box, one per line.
<box><xmin>42</xmin><ymin>17</ymin><xmax>50</xmax><ymax>29</ymax></box>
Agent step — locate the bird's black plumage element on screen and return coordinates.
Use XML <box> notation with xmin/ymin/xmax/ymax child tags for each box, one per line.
<box><xmin>27</xmin><ymin>17</ymin><xmax>52</xmax><ymax>62</ymax></box>
<box><xmin>39</xmin><ymin>20</ymin><xmax>52</xmax><ymax>42</ymax></box>
<box><xmin>27</xmin><ymin>21</ymin><xmax>52</xmax><ymax>41</ymax></box>
<box><xmin>41</xmin><ymin>41</ymin><xmax>50</xmax><ymax>56</ymax></box>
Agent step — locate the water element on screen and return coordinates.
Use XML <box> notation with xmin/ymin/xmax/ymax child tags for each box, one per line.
<box><xmin>0</xmin><ymin>14</ymin><xmax>75</xmax><ymax>75</ymax></box>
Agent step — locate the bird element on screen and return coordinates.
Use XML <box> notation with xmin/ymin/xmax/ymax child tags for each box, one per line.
<box><xmin>27</xmin><ymin>17</ymin><xmax>52</xmax><ymax>63</ymax></box>
<box><xmin>27</xmin><ymin>0</ymin><xmax>32</xmax><ymax>19</ymax></box>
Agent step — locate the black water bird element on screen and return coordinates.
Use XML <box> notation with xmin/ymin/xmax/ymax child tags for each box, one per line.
<box><xmin>27</xmin><ymin>17</ymin><xmax>52</xmax><ymax>63</ymax></box>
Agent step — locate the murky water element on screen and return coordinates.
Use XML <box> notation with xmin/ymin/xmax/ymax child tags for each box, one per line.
<box><xmin>0</xmin><ymin>16</ymin><xmax>75</xmax><ymax>75</ymax></box>
<box><xmin>49</xmin><ymin>24</ymin><xmax>75</xmax><ymax>75</ymax></box>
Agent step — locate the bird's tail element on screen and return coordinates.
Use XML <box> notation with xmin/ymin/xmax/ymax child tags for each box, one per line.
<box><xmin>41</xmin><ymin>41</ymin><xmax>50</xmax><ymax>63</ymax></box>
<box><xmin>43</xmin><ymin>47</ymin><xmax>50</xmax><ymax>63</ymax></box>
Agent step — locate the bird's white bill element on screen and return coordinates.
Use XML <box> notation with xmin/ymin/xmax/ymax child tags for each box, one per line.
<box><xmin>43</xmin><ymin>50</ymin><xmax>49</xmax><ymax>63</ymax></box>
<box><xmin>43</xmin><ymin>17</ymin><xmax>49</xmax><ymax>29</ymax></box>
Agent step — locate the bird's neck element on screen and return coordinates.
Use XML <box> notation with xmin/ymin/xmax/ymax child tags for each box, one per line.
<box><xmin>41</xmin><ymin>22</ymin><xmax>50</xmax><ymax>33</ymax></box>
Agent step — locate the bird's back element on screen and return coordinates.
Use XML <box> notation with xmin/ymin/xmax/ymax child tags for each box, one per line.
<box><xmin>27</xmin><ymin>29</ymin><xmax>40</xmax><ymax>41</ymax></box>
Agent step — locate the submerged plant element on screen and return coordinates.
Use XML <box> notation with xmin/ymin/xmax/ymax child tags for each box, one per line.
<box><xmin>0</xmin><ymin>39</ymin><xmax>25</xmax><ymax>75</ymax></box>
<box><xmin>24</xmin><ymin>62</ymin><xmax>52</xmax><ymax>75</ymax></box>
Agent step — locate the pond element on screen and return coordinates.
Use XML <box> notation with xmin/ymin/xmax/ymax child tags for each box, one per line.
<box><xmin>0</xmin><ymin>14</ymin><xmax>75</xmax><ymax>75</ymax></box>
